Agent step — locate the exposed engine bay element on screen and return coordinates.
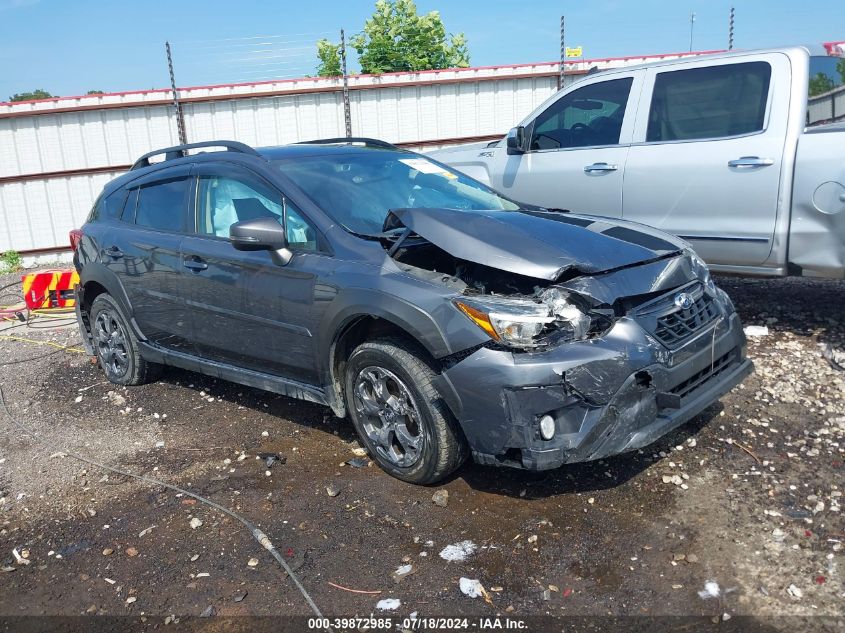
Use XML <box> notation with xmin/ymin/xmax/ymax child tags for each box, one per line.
<box><xmin>379</xmin><ymin>207</ymin><xmax>714</xmax><ymax>352</ymax></box>
<box><xmin>385</xmin><ymin>234</ymin><xmax>617</xmax><ymax>349</ymax></box>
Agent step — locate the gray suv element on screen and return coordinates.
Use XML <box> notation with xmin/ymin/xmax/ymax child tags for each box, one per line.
<box><xmin>72</xmin><ymin>138</ymin><xmax>752</xmax><ymax>484</ymax></box>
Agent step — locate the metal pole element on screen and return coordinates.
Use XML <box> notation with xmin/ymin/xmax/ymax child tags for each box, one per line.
<box><xmin>689</xmin><ymin>12</ymin><xmax>696</xmax><ymax>53</ymax></box>
<box><xmin>165</xmin><ymin>41</ymin><xmax>187</xmax><ymax>145</ymax></box>
<box><xmin>340</xmin><ymin>29</ymin><xmax>352</xmax><ymax>138</ymax></box>
<box><xmin>559</xmin><ymin>16</ymin><xmax>565</xmax><ymax>90</ymax></box>
<box><xmin>728</xmin><ymin>7</ymin><xmax>735</xmax><ymax>50</ymax></box>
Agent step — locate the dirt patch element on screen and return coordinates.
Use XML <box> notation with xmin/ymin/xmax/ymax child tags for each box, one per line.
<box><xmin>0</xmin><ymin>274</ymin><xmax>842</xmax><ymax>628</ymax></box>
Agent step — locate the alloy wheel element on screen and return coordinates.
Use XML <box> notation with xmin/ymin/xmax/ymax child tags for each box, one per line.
<box><xmin>353</xmin><ymin>365</ymin><xmax>424</xmax><ymax>468</ymax></box>
<box><xmin>94</xmin><ymin>310</ymin><xmax>129</xmax><ymax>377</ymax></box>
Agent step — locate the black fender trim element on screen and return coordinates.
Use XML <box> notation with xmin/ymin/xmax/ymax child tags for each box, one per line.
<box><xmin>317</xmin><ymin>288</ymin><xmax>454</xmax><ymax>378</ymax></box>
<box><xmin>77</xmin><ymin>263</ymin><xmax>147</xmax><ymax>342</ymax></box>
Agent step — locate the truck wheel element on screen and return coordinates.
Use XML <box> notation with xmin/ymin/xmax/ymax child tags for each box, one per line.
<box><xmin>90</xmin><ymin>294</ymin><xmax>161</xmax><ymax>386</ymax></box>
<box><xmin>344</xmin><ymin>337</ymin><xmax>467</xmax><ymax>484</ymax></box>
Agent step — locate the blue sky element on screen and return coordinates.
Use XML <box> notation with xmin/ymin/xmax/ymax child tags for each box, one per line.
<box><xmin>0</xmin><ymin>0</ymin><xmax>842</xmax><ymax>100</ymax></box>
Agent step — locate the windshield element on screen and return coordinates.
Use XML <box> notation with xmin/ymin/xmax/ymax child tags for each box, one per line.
<box><xmin>274</xmin><ymin>150</ymin><xmax>520</xmax><ymax>235</ymax></box>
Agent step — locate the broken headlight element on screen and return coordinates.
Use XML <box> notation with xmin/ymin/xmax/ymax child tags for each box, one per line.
<box><xmin>454</xmin><ymin>296</ymin><xmax>554</xmax><ymax>348</ymax></box>
<box><xmin>537</xmin><ymin>287</ymin><xmax>592</xmax><ymax>340</ymax></box>
<box><xmin>454</xmin><ymin>289</ymin><xmax>592</xmax><ymax>349</ymax></box>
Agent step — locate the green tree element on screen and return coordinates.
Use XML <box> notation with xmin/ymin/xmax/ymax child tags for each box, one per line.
<box><xmin>838</xmin><ymin>58</ymin><xmax>845</xmax><ymax>85</ymax></box>
<box><xmin>316</xmin><ymin>39</ymin><xmax>342</xmax><ymax>77</ymax></box>
<box><xmin>9</xmin><ymin>88</ymin><xmax>53</xmax><ymax>102</ymax></box>
<box><xmin>809</xmin><ymin>72</ymin><xmax>835</xmax><ymax>97</ymax></box>
<box><xmin>316</xmin><ymin>0</ymin><xmax>469</xmax><ymax>77</ymax></box>
<box><xmin>86</xmin><ymin>90</ymin><xmax>105</xmax><ymax>95</ymax></box>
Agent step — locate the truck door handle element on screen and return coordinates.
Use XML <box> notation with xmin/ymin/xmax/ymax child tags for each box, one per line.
<box><xmin>727</xmin><ymin>156</ymin><xmax>774</xmax><ymax>168</ymax></box>
<box><xmin>584</xmin><ymin>162</ymin><xmax>618</xmax><ymax>173</ymax></box>
<box><xmin>104</xmin><ymin>246</ymin><xmax>123</xmax><ymax>259</ymax></box>
<box><xmin>183</xmin><ymin>257</ymin><xmax>208</xmax><ymax>271</ymax></box>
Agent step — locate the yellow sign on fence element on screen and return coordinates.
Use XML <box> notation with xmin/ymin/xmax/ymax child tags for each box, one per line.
<box><xmin>565</xmin><ymin>46</ymin><xmax>583</xmax><ymax>58</ymax></box>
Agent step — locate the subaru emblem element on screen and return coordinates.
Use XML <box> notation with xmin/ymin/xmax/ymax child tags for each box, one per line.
<box><xmin>674</xmin><ymin>292</ymin><xmax>694</xmax><ymax>310</ymax></box>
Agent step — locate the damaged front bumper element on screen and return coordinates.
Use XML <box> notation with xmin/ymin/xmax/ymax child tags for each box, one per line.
<box><xmin>437</xmin><ymin>299</ymin><xmax>752</xmax><ymax>471</ymax></box>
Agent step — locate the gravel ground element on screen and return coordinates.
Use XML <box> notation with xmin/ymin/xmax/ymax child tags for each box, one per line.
<box><xmin>0</xmin><ymin>270</ymin><xmax>842</xmax><ymax>631</ymax></box>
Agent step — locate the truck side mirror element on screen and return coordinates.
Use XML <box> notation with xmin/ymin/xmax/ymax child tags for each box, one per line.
<box><xmin>506</xmin><ymin>126</ymin><xmax>527</xmax><ymax>155</ymax></box>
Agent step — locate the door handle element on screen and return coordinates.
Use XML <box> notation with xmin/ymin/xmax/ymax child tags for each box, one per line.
<box><xmin>104</xmin><ymin>246</ymin><xmax>123</xmax><ymax>259</ymax></box>
<box><xmin>584</xmin><ymin>162</ymin><xmax>618</xmax><ymax>173</ymax></box>
<box><xmin>727</xmin><ymin>156</ymin><xmax>774</xmax><ymax>168</ymax></box>
<box><xmin>183</xmin><ymin>258</ymin><xmax>208</xmax><ymax>271</ymax></box>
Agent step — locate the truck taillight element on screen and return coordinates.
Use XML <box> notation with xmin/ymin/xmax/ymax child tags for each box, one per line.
<box><xmin>69</xmin><ymin>229</ymin><xmax>83</xmax><ymax>252</ymax></box>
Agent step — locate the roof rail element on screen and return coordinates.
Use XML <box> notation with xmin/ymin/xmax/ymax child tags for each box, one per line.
<box><xmin>130</xmin><ymin>140</ymin><xmax>261</xmax><ymax>170</ymax></box>
<box><xmin>296</xmin><ymin>137</ymin><xmax>398</xmax><ymax>150</ymax></box>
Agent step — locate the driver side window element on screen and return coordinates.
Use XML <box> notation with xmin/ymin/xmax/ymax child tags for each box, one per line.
<box><xmin>529</xmin><ymin>77</ymin><xmax>633</xmax><ymax>150</ymax></box>
<box><xmin>197</xmin><ymin>174</ymin><xmax>318</xmax><ymax>251</ymax></box>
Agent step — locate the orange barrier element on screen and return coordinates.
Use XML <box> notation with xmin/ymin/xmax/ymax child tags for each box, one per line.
<box><xmin>21</xmin><ymin>269</ymin><xmax>79</xmax><ymax>310</ymax></box>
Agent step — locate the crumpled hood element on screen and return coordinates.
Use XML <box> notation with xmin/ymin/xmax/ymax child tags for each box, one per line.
<box><xmin>386</xmin><ymin>207</ymin><xmax>685</xmax><ymax>280</ymax></box>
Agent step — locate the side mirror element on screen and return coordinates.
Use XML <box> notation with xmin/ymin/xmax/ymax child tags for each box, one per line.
<box><xmin>230</xmin><ymin>217</ymin><xmax>293</xmax><ymax>265</ymax></box>
<box><xmin>506</xmin><ymin>126</ymin><xmax>527</xmax><ymax>155</ymax></box>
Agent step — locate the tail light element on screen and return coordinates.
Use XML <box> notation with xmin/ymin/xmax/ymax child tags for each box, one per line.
<box><xmin>69</xmin><ymin>229</ymin><xmax>83</xmax><ymax>252</ymax></box>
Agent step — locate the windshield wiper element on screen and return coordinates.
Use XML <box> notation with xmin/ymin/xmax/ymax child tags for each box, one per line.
<box><xmin>386</xmin><ymin>227</ymin><xmax>414</xmax><ymax>257</ymax></box>
<box><xmin>540</xmin><ymin>207</ymin><xmax>571</xmax><ymax>213</ymax></box>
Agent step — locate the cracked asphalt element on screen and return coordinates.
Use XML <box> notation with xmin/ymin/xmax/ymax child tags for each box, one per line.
<box><xmin>0</xmin><ymin>272</ymin><xmax>842</xmax><ymax>632</ymax></box>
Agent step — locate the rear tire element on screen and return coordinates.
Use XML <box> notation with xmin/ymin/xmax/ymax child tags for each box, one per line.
<box><xmin>89</xmin><ymin>294</ymin><xmax>162</xmax><ymax>386</ymax></box>
<box><xmin>344</xmin><ymin>337</ymin><xmax>466</xmax><ymax>484</ymax></box>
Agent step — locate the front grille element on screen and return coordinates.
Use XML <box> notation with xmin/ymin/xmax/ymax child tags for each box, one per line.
<box><xmin>631</xmin><ymin>282</ymin><xmax>720</xmax><ymax>349</ymax></box>
<box><xmin>670</xmin><ymin>350</ymin><xmax>735</xmax><ymax>399</ymax></box>
<box><xmin>653</xmin><ymin>292</ymin><xmax>718</xmax><ymax>347</ymax></box>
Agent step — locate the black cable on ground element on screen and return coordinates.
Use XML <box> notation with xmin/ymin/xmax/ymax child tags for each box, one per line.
<box><xmin>0</xmin><ymin>377</ymin><xmax>329</xmax><ymax>626</ymax></box>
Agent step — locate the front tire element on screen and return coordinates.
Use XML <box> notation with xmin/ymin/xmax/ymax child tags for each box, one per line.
<box><xmin>90</xmin><ymin>294</ymin><xmax>161</xmax><ymax>386</ymax></box>
<box><xmin>344</xmin><ymin>338</ymin><xmax>466</xmax><ymax>484</ymax></box>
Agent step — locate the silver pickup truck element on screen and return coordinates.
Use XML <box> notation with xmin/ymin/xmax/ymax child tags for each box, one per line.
<box><xmin>430</xmin><ymin>45</ymin><xmax>845</xmax><ymax>279</ymax></box>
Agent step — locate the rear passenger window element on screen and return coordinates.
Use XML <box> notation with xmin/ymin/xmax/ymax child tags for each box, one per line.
<box><xmin>133</xmin><ymin>178</ymin><xmax>190</xmax><ymax>232</ymax></box>
<box><xmin>647</xmin><ymin>61</ymin><xmax>771</xmax><ymax>142</ymax></box>
<box><xmin>88</xmin><ymin>189</ymin><xmax>127</xmax><ymax>222</ymax></box>
<box><xmin>103</xmin><ymin>189</ymin><xmax>129</xmax><ymax>219</ymax></box>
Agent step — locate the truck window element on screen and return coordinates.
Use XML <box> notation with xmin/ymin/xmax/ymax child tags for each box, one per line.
<box><xmin>647</xmin><ymin>62</ymin><xmax>771</xmax><ymax>142</ymax></box>
<box><xmin>807</xmin><ymin>55</ymin><xmax>845</xmax><ymax>126</ymax></box>
<box><xmin>529</xmin><ymin>77</ymin><xmax>633</xmax><ymax>150</ymax></box>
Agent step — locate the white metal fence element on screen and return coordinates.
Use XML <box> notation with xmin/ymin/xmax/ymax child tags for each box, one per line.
<box><xmin>807</xmin><ymin>84</ymin><xmax>845</xmax><ymax>126</ymax></box>
<box><xmin>0</xmin><ymin>51</ymin><xmax>708</xmax><ymax>258</ymax></box>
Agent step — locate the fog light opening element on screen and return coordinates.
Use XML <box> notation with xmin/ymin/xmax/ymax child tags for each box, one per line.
<box><xmin>635</xmin><ymin>370</ymin><xmax>653</xmax><ymax>388</ymax></box>
<box><xmin>539</xmin><ymin>414</ymin><xmax>556</xmax><ymax>441</ymax></box>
